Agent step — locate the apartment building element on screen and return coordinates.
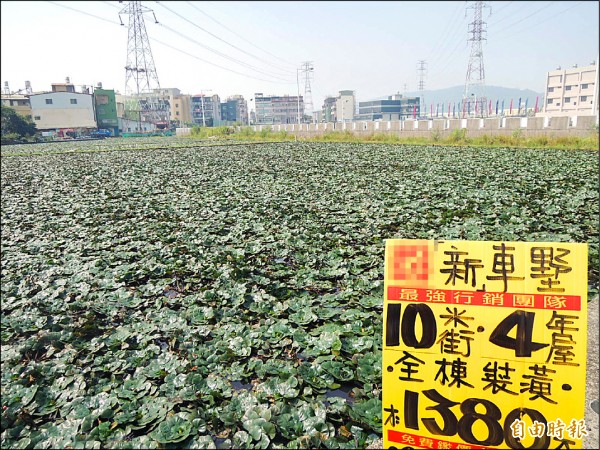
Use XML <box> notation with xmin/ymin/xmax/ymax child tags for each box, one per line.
<box><xmin>1</xmin><ymin>93</ymin><xmax>31</xmax><ymax>119</ymax></box>
<box><xmin>172</xmin><ymin>94</ymin><xmax>192</xmax><ymax>126</ymax></box>
<box><xmin>151</xmin><ymin>88</ymin><xmax>192</xmax><ymax>126</ymax></box>
<box><xmin>321</xmin><ymin>96</ymin><xmax>337</xmax><ymax>123</ymax></box>
<box><xmin>192</xmin><ymin>94</ymin><xmax>221</xmax><ymax>127</ymax></box>
<box><xmin>543</xmin><ymin>62</ymin><xmax>598</xmax><ymax>116</ymax></box>
<box><xmin>254</xmin><ymin>93</ymin><xmax>304</xmax><ymax>124</ymax></box>
<box><xmin>221</xmin><ymin>95</ymin><xmax>248</xmax><ymax>125</ymax></box>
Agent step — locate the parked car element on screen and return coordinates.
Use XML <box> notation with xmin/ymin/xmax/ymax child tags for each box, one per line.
<box><xmin>89</xmin><ymin>129</ymin><xmax>111</xmax><ymax>138</ymax></box>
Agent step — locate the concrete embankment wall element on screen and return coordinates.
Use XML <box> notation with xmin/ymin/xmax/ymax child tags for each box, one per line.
<box><xmin>177</xmin><ymin>115</ymin><xmax>599</xmax><ymax>138</ymax></box>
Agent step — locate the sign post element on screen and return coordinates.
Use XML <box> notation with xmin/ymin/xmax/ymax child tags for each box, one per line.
<box><xmin>383</xmin><ymin>239</ymin><xmax>588</xmax><ymax>449</ymax></box>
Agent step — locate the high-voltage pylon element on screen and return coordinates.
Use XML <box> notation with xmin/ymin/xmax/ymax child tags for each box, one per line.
<box><xmin>119</xmin><ymin>1</ymin><xmax>169</xmax><ymax>129</ymax></box>
<box><xmin>417</xmin><ymin>60</ymin><xmax>427</xmax><ymax>117</ymax></box>
<box><xmin>300</xmin><ymin>61</ymin><xmax>314</xmax><ymax>123</ymax></box>
<box><xmin>463</xmin><ymin>1</ymin><xmax>491</xmax><ymax>117</ymax></box>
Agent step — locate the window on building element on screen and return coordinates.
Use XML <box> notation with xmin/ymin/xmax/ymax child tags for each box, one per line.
<box><xmin>70</xmin><ymin>99</ymin><xmax>78</xmax><ymax>104</ymax></box>
<box><xmin>547</xmin><ymin>98</ymin><xmax>554</xmax><ymax>104</ymax></box>
<box><xmin>45</xmin><ymin>99</ymin><xmax>53</xmax><ymax>104</ymax></box>
<box><xmin>34</xmin><ymin>115</ymin><xmax>41</xmax><ymax>120</ymax></box>
<box><xmin>565</xmin><ymin>86</ymin><xmax>572</xmax><ymax>91</ymax></box>
<box><xmin>548</xmin><ymin>87</ymin><xmax>554</xmax><ymax>92</ymax></box>
<box><xmin>176</xmin><ymin>111</ymin><xmax>180</xmax><ymax>116</ymax></box>
<box><xmin>581</xmin><ymin>96</ymin><xmax>588</xmax><ymax>102</ymax></box>
<box><xmin>564</xmin><ymin>97</ymin><xmax>571</xmax><ymax>103</ymax></box>
<box><xmin>556</xmin><ymin>103</ymin><xmax>560</xmax><ymax>106</ymax></box>
<box><xmin>581</xmin><ymin>84</ymin><xmax>588</xmax><ymax>89</ymax></box>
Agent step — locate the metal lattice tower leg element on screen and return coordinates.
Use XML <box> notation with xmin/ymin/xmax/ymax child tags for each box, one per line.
<box><xmin>464</xmin><ymin>1</ymin><xmax>490</xmax><ymax>118</ymax></box>
<box><xmin>119</xmin><ymin>1</ymin><xmax>168</xmax><ymax>128</ymax></box>
<box><xmin>417</xmin><ymin>60</ymin><xmax>427</xmax><ymax>117</ymax></box>
<box><xmin>301</xmin><ymin>61</ymin><xmax>314</xmax><ymax>123</ymax></box>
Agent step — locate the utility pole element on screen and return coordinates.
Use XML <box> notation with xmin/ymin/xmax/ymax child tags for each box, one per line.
<box><xmin>464</xmin><ymin>1</ymin><xmax>490</xmax><ymax>118</ymax></box>
<box><xmin>199</xmin><ymin>90</ymin><xmax>212</xmax><ymax>127</ymax></box>
<box><xmin>119</xmin><ymin>1</ymin><xmax>167</xmax><ymax>128</ymax></box>
<box><xmin>300</xmin><ymin>61</ymin><xmax>314</xmax><ymax>123</ymax></box>
<box><xmin>417</xmin><ymin>60</ymin><xmax>427</xmax><ymax>118</ymax></box>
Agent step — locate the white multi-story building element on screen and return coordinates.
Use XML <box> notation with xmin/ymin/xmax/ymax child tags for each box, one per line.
<box><xmin>543</xmin><ymin>62</ymin><xmax>598</xmax><ymax>117</ymax></box>
<box><xmin>29</xmin><ymin>91</ymin><xmax>96</xmax><ymax>130</ymax></box>
<box><xmin>254</xmin><ymin>93</ymin><xmax>304</xmax><ymax>124</ymax></box>
<box><xmin>335</xmin><ymin>90</ymin><xmax>356</xmax><ymax>122</ymax></box>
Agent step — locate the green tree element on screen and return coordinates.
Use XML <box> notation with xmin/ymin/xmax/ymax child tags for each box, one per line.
<box><xmin>1</xmin><ymin>105</ymin><xmax>37</xmax><ymax>139</ymax></box>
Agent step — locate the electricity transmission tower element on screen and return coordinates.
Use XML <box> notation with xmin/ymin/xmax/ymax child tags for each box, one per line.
<box><xmin>300</xmin><ymin>61</ymin><xmax>314</xmax><ymax>123</ymax></box>
<box><xmin>417</xmin><ymin>60</ymin><xmax>427</xmax><ymax>117</ymax></box>
<box><xmin>119</xmin><ymin>1</ymin><xmax>169</xmax><ymax>129</ymax></box>
<box><xmin>463</xmin><ymin>1</ymin><xmax>491</xmax><ymax>117</ymax></box>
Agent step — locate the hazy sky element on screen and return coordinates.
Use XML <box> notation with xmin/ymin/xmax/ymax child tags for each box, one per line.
<box><xmin>1</xmin><ymin>1</ymin><xmax>598</xmax><ymax>113</ymax></box>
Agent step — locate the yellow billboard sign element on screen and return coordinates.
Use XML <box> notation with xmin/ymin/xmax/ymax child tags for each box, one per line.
<box><xmin>383</xmin><ymin>239</ymin><xmax>588</xmax><ymax>450</ymax></box>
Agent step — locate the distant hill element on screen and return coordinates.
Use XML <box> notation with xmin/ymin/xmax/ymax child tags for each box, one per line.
<box><xmin>370</xmin><ymin>85</ymin><xmax>544</xmax><ymax>108</ymax></box>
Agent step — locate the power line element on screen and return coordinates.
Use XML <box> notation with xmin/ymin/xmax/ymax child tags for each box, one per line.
<box><xmin>46</xmin><ymin>1</ymin><xmax>120</xmax><ymax>25</ymax></box>
<box><xmin>425</xmin><ymin>2</ymin><xmax>464</xmax><ymax>62</ymax></box>
<box><xmin>488</xmin><ymin>1</ymin><xmax>519</xmax><ymax>25</ymax></box>
<box><xmin>44</xmin><ymin>0</ymin><xmax>297</xmax><ymax>86</ymax></box>
<box><xmin>491</xmin><ymin>1</ymin><xmax>513</xmax><ymax>15</ymax></box>
<box><xmin>492</xmin><ymin>1</ymin><xmax>586</xmax><ymax>37</ymax></box>
<box><xmin>184</xmin><ymin>1</ymin><xmax>297</xmax><ymax>71</ymax></box>
<box><xmin>427</xmin><ymin>11</ymin><xmax>470</xmax><ymax>85</ymax></box>
<box><xmin>150</xmin><ymin>36</ymin><xmax>296</xmax><ymax>85</ymax></box>
<box><xmin>427</xmin><ymin>12</ymin><xmax>469</xmax><ymax>73</ymax></box>
<box><xmin>156</xmin><ymin>1</ymin><xmax>296</xmax><ymax>76</ymax></box>
<box><xmin>428</xmin><ymin>39</ymin><xmax>469</xmax><ymax>86</ymax></box>
<box><xmin>101</xmin><ymin>1</ymin><xmax>121</xmax><ymax>10</ymax></box>
<box><xmin>155</xmin><ymin>21</ymin><xmax>294</xmax><ymax>83</ymax></box>
<box><xmin>492</xmin><ymin>1</ymin><xmax>556</xmax><ymax>34</ymax></box>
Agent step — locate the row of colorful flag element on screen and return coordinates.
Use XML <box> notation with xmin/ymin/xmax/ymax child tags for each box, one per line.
<box><xmin>412</xmin><ymin>96</ymin><xmax>540</xmax><ymax>118</ymax></box>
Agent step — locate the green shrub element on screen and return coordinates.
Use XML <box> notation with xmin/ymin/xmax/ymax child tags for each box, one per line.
<box><xmin>238</xmin><ymin>127</ymin><xmax>255</xmax><ymax>137</ymax></box>
<box><xmin>449</xmin><ymin>128</ymin><xmax>467</xmax><ymax>143</ymax></box>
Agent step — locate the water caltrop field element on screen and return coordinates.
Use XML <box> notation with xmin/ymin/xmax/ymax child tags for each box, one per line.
<box><xmin>1</xmin><ymin>139</ymin><xmax>598</xmax><ymax>448</ymax></box>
